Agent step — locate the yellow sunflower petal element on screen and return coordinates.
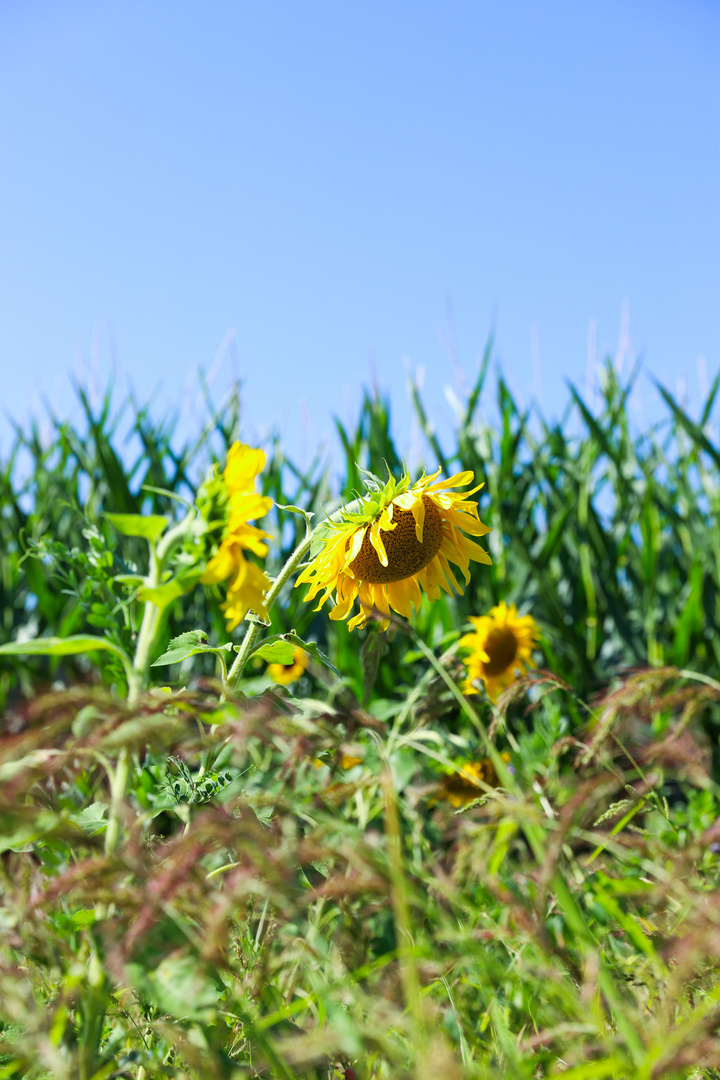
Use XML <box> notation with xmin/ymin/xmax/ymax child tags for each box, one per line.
<box><xmin>223</xmin><ymin>443</ymin><xmax>267</xmax><ymax>493</ymax></box>
<box><xmin>386</xmin><ymin>578</ymin><xmax>413</xmax><ymax>618</ymax></box>
<box><xmin>228</xmin><ymin>491</ymin><xmax>274</xmax><ymax>526</ymax></box>
<box><xmin>426</xmin><ymin>470</ymin><xmax>475</xmax><ymax>491</ymax></box>
<box><xmin>410</xmin><ymin>495</ymin><xmax>425</xmax><ymax>543</ymax></box>
<box><xmin>222</xmin><ymin>559</ymin><xmax>270</xmax><ymax>629</ymax></box>
<box><xmin>201</xmin><ymin>541</ymin><xmax>237</xmax><ymax>585</ymax></box>
<box><xmin>348</xmin><ymin>582</ymin><xmax>375</xmax><ymax>630</ymax></box>
<box><xmin>203</xmin><ymin>440</ymin><xmax>273</xmax><ymax>631</ymax></box>
<box><xmin>369</xmin><ymin>584</ymin><xmax>392</xmax><ymax>629</ymax></box>
<box><xmin>345</xmin><ymin>525</ymin><xmax>367</xmax><ymax>568</ymax></box>
<box><xmin>368</xmin><ymin>518</ymin><xmax>389</xmax><ymax>566</ymax></box>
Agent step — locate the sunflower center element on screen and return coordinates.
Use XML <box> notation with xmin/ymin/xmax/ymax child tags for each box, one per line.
<box><xmin>482</xmin><ymin>627</ymin><xmax>518</xmax><ymax>677</ymax></box>
<box><xmin>348</xmin><ymin>496</ymin><xmax>444</xmax><ymax>585</ymax></box>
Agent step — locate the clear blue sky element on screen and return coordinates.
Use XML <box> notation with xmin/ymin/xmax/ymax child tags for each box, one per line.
<box><xmin>1</xmin><ymin>0</ymin><xmax>718</xmax><ymax>464</ymax></box>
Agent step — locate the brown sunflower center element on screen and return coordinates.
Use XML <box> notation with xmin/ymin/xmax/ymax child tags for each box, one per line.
<box><xmin>482</xmin><ymin>627</ymin><xmax>518</xmax><ymax>677</ymax></box>
<box><xmin>348</xmin><ymin>495</ymin><xmax>444</xmax><ymax>585</ymax></box>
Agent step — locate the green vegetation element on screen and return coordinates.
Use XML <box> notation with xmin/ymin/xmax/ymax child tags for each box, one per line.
<box><xmin>2</xmin><ymin>353</ymin><xmax>720</xmax><ymax>1077</ymax></box>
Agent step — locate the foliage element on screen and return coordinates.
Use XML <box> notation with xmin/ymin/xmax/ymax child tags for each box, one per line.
<box><xmin>2</xmin><ymin>667</ymin><xmax>720</xmax><ymax>1077</ymax></box>
<box><xmin>2</xmin><ymin>358</ymin><xmax>719</xmax><ymax>708</ymax></box>
<box><xmin>3</xmin><ymin>352</ymin><xmax>720</xmax><ymax>1076</ymax></box>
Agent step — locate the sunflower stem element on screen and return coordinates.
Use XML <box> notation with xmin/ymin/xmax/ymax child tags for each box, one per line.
<box><xmin>224</xmin><ymin>495</ymin><xmax>373</xmax><ymax>693</ymax></box>
<box><xmin>225</xmin><ymin>530</ymin><xmax>315</xmax><ymax>691</ymax></box>
<box><xmin>128</xmin><ymin>545</ymin><xmax>162</xmax><ymax>707</ymax></box>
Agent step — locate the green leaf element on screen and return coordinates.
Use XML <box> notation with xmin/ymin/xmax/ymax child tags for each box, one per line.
<box><xmin>137</xmin><ymin>580</ymin><xmax>186</xmax><ymax>609</ymax></box>
<box><xmin>74</xmin><ymin>802</ymin><xmax>109</xmax><ymax>836</ymax></box>
<box><xmin>701</xmin><ymin>368</ymin><xmax>720</xmax><ymax>426</ymax></box>
<box><xmin>252</xmin><ymin>640</ymin><xmax>296</xmax><ymax>664</ymax></box>
<box><xmin>114</xmin><ymin>573</ymin><xmax>145</xmax><ymax>586</ymax></box>
<box><xmin>140</xmin><ymin>484</ymin><xmax>194</xmax><ymax>509</ymax></box>
<box><xmin>151</xmin><ymin>630</ymin><xmax>233</xmax><ymax>666</ymax></box>
<box><xmin>0</xmin><ymin>810</ymin><xmax>61</xmax><ymax>853</ymax></box>
<box><xmin>673</xmin><ymin>560</ymin><xmax>704</xmax><ymax>666</ymax></box>
<box><xmin>654</xmin><ymin>380</ymin><xmax>720</xmax><ymax>469</ymax></box>
<box><xmin>285</xmin><ymin>633</ymin><xmax>339</xmax><ymax>675</ymax></box>
<box><xmin>243</xmin><ymin>632</ymin><xmax>338</xmax><ymax>674</ymax></box>
<box><xmin>105</xmin><ymin>512</ymin><xmax>169</xmax><ymax>542</ymax></box>
<box><xmin>125</xmin><ymin>953</ymin><xmax>221</xmax><ymax>1022</ymax></box>
<box><xmin>276</xmin><ymin>503</ymin><xmax>314</xmax><ymax>528</ymax></box>
<box><xmin>0</xmin><ymin>635</ymin><xmax>125</xmax><ymax>659</ymax></box>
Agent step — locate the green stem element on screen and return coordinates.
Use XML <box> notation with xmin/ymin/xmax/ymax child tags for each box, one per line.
<box><xmin>224</xmin><ymin>496</ymin><xmax>364</xmax><ymax>693</ymax></box>
<box><xmin>156</xmin><ymin>510</ymin><xmax>195</xmax><ymax>563</ymax></box>
<box><xmin>127</xmin><ymin>510</ymin><xmax>197</xmax><ymax>705</ymax></box>
<box><xmin>128</xmin><ymin>548</ymin><xmax>162</xmax><ymax>707</ymax></box>
<box><xmin>225</xmin><ymin>531</ymin><xmax>314</xmax><ymax>690</ymax></box>
<box><xmin>104</xmin><ymin>746</ymin><xmax>130</xmax><ymax>856</ymax></box>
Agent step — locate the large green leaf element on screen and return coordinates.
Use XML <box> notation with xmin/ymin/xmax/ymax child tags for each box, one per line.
<box><xmin>0</xmin><ymin>635</ymin><xmax>125</xmax><ymax>659</ymax></box>
<box><xmin>105</xmin><ymin>512</ymin><xmax>169</xmax><ymax>542</ymax></box>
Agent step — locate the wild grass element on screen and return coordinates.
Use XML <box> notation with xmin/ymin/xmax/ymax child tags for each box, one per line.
<box><xmin>2</xmin><ymin>353</ymin><xmax>720</xmax><ymax>1077</ymax></box>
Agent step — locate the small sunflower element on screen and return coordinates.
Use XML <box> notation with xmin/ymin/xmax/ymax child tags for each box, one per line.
<box><xmin>200</xmin><ymin>442</ymin><xmax>273</xmax><ymax>630</ymax></box>
<box><xmin>267</xmin><ymin>646</ymin><xmax>309</xmax><ymax>685</ymax></box>
<box><xmin>459</xmin><ymin>602</ymin><xmax>539</xmax><ymax>700</ymax></box>
<box><xmin>432</xmin><ymin>755</ymin><xmax>509</xmax><ymax>808</ymax></box>
<box><xmin>295</xmin><ymin>468</ymin><xmax>491</xmax><ymax>630</ymax></box>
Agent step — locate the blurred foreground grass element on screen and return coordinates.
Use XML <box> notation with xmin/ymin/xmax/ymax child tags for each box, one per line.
<box><xmin>3</xmin><ymin>354</ymin><xmax>720</xmax><ymax>1077</ymax></box>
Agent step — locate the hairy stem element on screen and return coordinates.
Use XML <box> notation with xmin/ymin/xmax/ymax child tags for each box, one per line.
<box><xmin>225</xmin><ymin>531</ymin><xmax>314</xmax><ymax>690</ymax></box>
<box><xmin>127</xmin><ymin>510</ymin><xmax>196</xmax><ymax>705</ymax></box>
<box><xmin>128</xmin><ymin>547</ymin><xmax>162</xmax><ymax>707</ymax></box>
<box><xmin>225</xmin><ymin>496</ymin><xmax>364</xmax><ymax>692</ymax></box>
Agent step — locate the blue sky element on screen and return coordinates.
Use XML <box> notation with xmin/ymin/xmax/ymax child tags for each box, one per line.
<box><xmin>1</xmin><ymin>0</ymin><xmax>718</xmax><ymax>464</ymax></box>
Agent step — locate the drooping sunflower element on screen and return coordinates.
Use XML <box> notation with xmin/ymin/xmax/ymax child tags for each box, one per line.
<box><xmin>199</xmin><ymin>442</ymin><xmax>273</xmax><ymax>630</ymax></box>
<box><xmin>459</xmin><ymin>602</ymin><xmax>539</xmax><ymax>700</ymax></box>
<box><xmin>295</xmin><ymin>468</ymin><xmax>491</xmax><ymax>630</ymax></box>
<box><xmin>267</xmin><ymin>646</ymin><xmax>309</xmax><ymax>685</ymax></box>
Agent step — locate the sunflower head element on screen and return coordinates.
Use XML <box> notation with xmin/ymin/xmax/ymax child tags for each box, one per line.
<box><xmin>459</xmin><ymin>602</ymin><xmax>539</xmax><ymax>700</ymax></box>
<box><xmin>199</xmin><ymin>442</ymin><xmax>273</xmax><ymax>630</ymax></box>
<box><xmin>267</xmin><ymin>646</ymin><xmax>309</xmax><ymax>685</ymax></box>
<box><xmin>295</xmin><ymin>466</ymin><xmax>491</xmax><ymax>631</ymax></box>
<box><xmin>432</xmin><ymin>754</ymin><xmax>510</xmax><ymax>808</ymax></box>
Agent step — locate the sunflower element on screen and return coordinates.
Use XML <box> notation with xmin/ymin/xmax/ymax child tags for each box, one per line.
<box><xmin>200</xmin><ymin>442</ymin><xmax>273</xmax><ymax>630</ymax></box>
<box><xmin>295</xmin><ymin>468</ymin><xmax>491</xmax><ymax>630</ymax></box>
<box><xmin>267</xmin><ymin>646</ymin><xmax>309</xmax><ymax>685</ymax></box>
<box><xmin>459</xmin><ymin>602</ymin><xmax>539</xmax><ymax>700</ymax></box>
<box><xmin>432</xmin><ymin>754</ymin><xmax>510</xmax><ymax>808</ymax></box>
